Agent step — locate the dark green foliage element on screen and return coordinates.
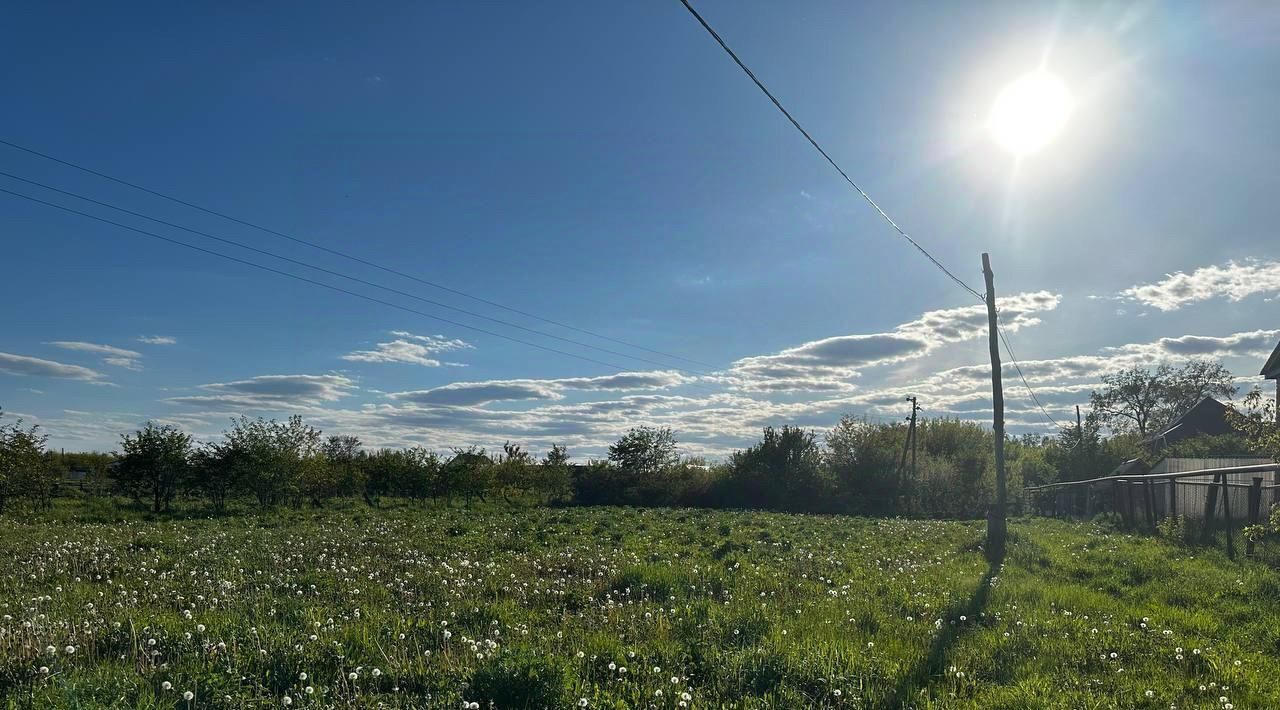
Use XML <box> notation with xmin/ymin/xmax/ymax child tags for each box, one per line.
<box><xmin>0</xmin><ymin>411</ymin><xmax>55</xmax><ymax>512</ymax></box>
<box><xmin>725</xmin><ymin>426</ymin><xmax>831</xmax><ymax>512</ymax></box>
<box><xmin>467</xmin><ymin>648</ymin><xmax>570</xmax><ymax>709</ymax></box>
<box><xmin>116</xmin><ymin>422</ymin><xmax>192</xmax><ymax>512</ymax></box>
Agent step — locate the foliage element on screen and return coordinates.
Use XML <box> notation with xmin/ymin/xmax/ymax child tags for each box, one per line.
<box><xmin>726</xmin><ymin>426</ymin><xmax>830</xmax><ymax>512</ymax></box>
<box><xmin>0</xmin><ymin>411</ymin><xmax>51</xmax><ymax>512</ymax></box>
<box><xmin>208</xmin><ymin>415</ymin><xmax>323</xmax><ymax>507</ymax></box>
<box><xmin>608</xmin><ymin>426</ymin><xmax>679</xmax><ymax>478</ymax></box>
<box><xmin>1226</xmin><ymin>386</ymin><xmax>1280</xmax><ymax>462</ymax></box>
<box><xmin>1089</xmin><ymin>359</ymin><xmax>1236</xmax><ymax>437</ymax></box>
<box><xmin>115</xmin><ymin>422</ymin><xmax>192</xmax><ymax>513</ymax></box>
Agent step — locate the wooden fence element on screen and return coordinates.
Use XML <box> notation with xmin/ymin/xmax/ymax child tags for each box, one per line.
<box><xmin>1024</xmin><ymin>462</ymin><xmax>1280</xmax><ymax>559</ymax></box>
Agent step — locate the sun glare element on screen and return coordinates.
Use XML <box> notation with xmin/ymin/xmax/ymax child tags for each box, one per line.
<box><xmin>988</xmin><ymin>71</ymin><xmax>1073</xmax><ymax>157</ymax></box>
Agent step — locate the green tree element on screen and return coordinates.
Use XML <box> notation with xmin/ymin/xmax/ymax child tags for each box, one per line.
<box><xmin>1089</xmin><ymin>360</ymin><xmax>1236</xmax><ymax>437</ymax></box>
<box><xmin>117</xmin><ymin>422</ymin><xmax>193</xmax><ymax>513</ymax></box>
<box><xmin>728</xmin><ymin>426</ymin><xmax>829</xmax><ymax>512</ymax></box>
<box><xmin>608</xmin><ymin>426</ymin><xmax>679</xmax><ymax>478</ymax></box>
<box><xmin>212</xmin><ymin>416</ymin><xmax>322</xmax><ymax>507</ymax></box>
<box><xmin>1227</xmin><ymin>387</ymin><xmax>1280</xmax><ymax>461</ymax></box>
<box><xmin>494</xmin><ymin>442</ymin><xmax>533</xmax><ymax>503</ymax></box>
<box><xmin>537</xmin><ymin>444</ymin><xmax>572</xmax><ymax>503</ymax></box>
<box><xmin>0</xmin><ymin>412</ymin><xmax>49</xmax><ymax>513</ymax></box>
<box><xmin>321</xmin><ymin>435</ymin><xmax>364</xmax><ymax>497</ymax></box>
<box><xmin>825</xmin><ymin>416</ymin><xmax>903</xmax><ymax>514</ymax></box>
<box><xmin>442</xmin><ymin>448</ymin><xmax>493</xmax><ymax>505</ymax></box>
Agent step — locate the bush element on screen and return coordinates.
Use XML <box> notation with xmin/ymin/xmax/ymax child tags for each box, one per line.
<box><xmin>466</xmin><ymin>648</ymin><xmax>570</xmax><ymax>709</ymax></box>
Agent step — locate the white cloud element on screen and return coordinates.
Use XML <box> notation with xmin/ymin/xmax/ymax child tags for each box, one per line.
<box><xmin>46</xmin><ymin>341</ymin><xmax>141</xmax><ymax>359</ymax></box>
<box><xmin>0</xmin><ymin>352</ymin><xmax>106</xmax><ymax>382</ymax></box>
<box><xmin>166</xmin><ymin>374</ymin><xmax>358</xmax><ymax>409</ymax></box>
<box><xmin>342</xmin><ymin>331</ymin><xmax>472</xmax><ymax>367</ymax></box>
<box><xmin>1117</xmin><ymin>259</ymin><xmax>1280</xmax><ymax>311</ymax></box>
<box><xmin>46</xmin><ymin>341</ymin><xmax>144</xmax><ymax>371</ymax></box>
<box><xmin>388</xmin><ymin>371</ymin><xmax>693</xmax><ymax>407</ymax></box>
<box><xmin>391</xmin><ymin>381</ymin><xmax>563</xmax><ymax>407</ymax></box>
<box><xmin>138</xmin><ymin>336</ymin><xmax>177</xmax><ymax>345</ymax></box>
<box><xmin>1105</xmin><ymin>329</ymin><xmax>1280</xmax><ymax>361</ymax></box>
<box><xmin>726</xmin><ymin>291</ymin><xmax>1060</xmax><ymax>392</ymax></box>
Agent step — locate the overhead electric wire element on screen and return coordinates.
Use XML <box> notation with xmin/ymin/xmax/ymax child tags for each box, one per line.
<box><xmin>0</xmin><ymin>185</ymin><xmax>653</xmax><ymax>374</ymax></box>
<box><xmin>677</xmin><ymin>0</ymin><xmax>986</xmax><ymax>303</ymax></box>
<box><xmin>678</xmin><ymin>0</ymin><xmax>1065</xmax><ymax>429</ymax></box>
<box><xmin>0</xmin><ymin>138</ymin><xmax>716</xmax><ymax>370</ymax></box>
<box><xmin>0</xmin><ymin>169</ymin><xmax>714</xmax><ymax>380</ymax></box>
<box><xmin>996</xmin><ymin>321</ymin><xmax>1065</xmax><ymax>429</ymax></box>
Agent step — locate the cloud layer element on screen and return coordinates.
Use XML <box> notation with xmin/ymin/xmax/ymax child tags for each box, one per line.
<box><xmin>0</xmin><ymin>352</ymin><xmax>106</xmax><ymax>382</ymax></box>
<box><xmin>47</xmin><ymin>341</ymin><xmax>144</xmax><ymax>371</ymax></box>
<box><xmin>166</xmin><ymin>374</ymin><xmax>358</xmax><ymax>408</ymax></box>
<box><xmin>342</xmin><ymin>331</ymin><xmax>471</xmax><ymax>367</ymax></box>
<box><xmin>389</xmin><ymin>371</ymin><xmax>693</xmax><ymax>407</ymax></box>
<box><xmin>726</xmin><ymin>291</ymin><xmax>1060</xmax><ymax>392</ymax></box>
<box><xmin>1117</xmin><ymin>259</ymin><xmax>1280</xmax><ymax>311</ymax></box>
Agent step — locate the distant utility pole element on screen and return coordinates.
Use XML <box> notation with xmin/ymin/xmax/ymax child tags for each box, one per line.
<box><xmin>982</xmin><ymin>253</ymin><xmax>1008</xmax><ymax>563</ymax></box>
<box><xmin>909</xmin><ymin>396</ymin><xmax>920</xmax><ymax>485</ymax></box>
<box><xmin>895</xmin><ymin>396</ymin><xmax>922</xmax><ymax>515</ymax></box>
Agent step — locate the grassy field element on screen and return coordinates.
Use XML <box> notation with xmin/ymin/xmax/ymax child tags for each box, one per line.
<box><xmin>0</xmin><ymin>503</ymin><xmax>1277</xmax><ymax>708</ymax></box>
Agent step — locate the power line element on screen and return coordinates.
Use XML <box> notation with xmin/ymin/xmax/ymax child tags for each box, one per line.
<box><xmin>0</xmin><ymin>138</ymin><xmax>716</xmax><ymax>370</ymax></box>
<box><xmin>677</xmin><ymin>1</ymin><xmax>1067</xmax><ymax>428</ymax></box>
<box><xmin>0</xmin><ymin>185</ymin><xmax>653</xmax><ymax>374</ymax></box>
<box><xmin>676</xmin><ymin>0</ymin><xmax>986</xmax><ymax>303</ymax></box>
<box><xmin>996</xmin><ymin>320</ymin><xmax>1065</xmax><ymax>429</ymax></box>
<box><xmin>0</xmin><ymin>169</ymin><xmax>715</xmax><ymax>380</ymax></box>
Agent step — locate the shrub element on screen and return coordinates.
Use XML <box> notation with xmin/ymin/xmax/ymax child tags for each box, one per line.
<box><xmin>466</xmin><ymin>648</ymin><xmax>570</xmax><ymax>709</ymax></box>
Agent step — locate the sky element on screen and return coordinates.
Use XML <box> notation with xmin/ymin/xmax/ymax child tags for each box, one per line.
<box><xmin>2</xmin><ymin>1</ymin><xmax>1279</xmax><ymax>459</ymax></box>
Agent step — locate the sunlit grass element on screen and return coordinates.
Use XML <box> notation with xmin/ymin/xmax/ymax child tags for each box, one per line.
<box><xmin>0</xmin><ymin>503</ymin><xmax>1275</xmax><ymax>708</ymax></box>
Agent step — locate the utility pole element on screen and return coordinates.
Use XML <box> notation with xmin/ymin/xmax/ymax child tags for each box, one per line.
<box><xmin>909</xmin><ymin>396</ymin><xmax>920</xmax><ymax>487</ymax></box>
<box><xmin>982</xmin><ymin>253</ymin><xmax>1007</xmax><ymax>563</ymax></box>
<box><xmin>895</xmin><ymin>404</ymin><xmax>912</xmax><ymax>512</ymax></box>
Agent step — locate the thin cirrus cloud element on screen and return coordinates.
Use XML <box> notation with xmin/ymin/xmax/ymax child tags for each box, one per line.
<box><xmin>137</xmin><ymin>335</ymin><xmax>177</xmax><ymax>345</ymax></box>
<box><xmin>46</xmin><ymin>340</ymin><xmax>144</xmax><ymax>371</ymax></box>
<box><xmin>1116</xmin><ymin>259</ymin><xmax>1280</xmax><ymax>311</ymax></box>
<box><xmin>165</xmin><ymin>374</ymin><xmax>358</xmax><ymax>409</ymax></box>
<box><xmin>388</xmin><ymin>371</ymin><xmax>694</xmax><ymax>407</ymax></box>
<box><xmin>341</xmin><ymin>331</ymin><xmax>472</xmax><ymax>367</ymax></box>
<box><xmin>0</xmin><ymin>351</ymin><xmax>107</xmax><ymax>382</ymax></box>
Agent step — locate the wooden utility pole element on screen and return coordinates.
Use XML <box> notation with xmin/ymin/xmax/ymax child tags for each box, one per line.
<box><xmin>982</xmin><ymin>253</ymin><xmax>1007</xmax><ymax>562</ymax></box>
<box><xmin>908</xmin><ymin>396</ymin><xmax>920</xmax><ymax>486</ymax></box>
<box><xmin>894</xmin><ymin>397</ymin><xmax>919</xmax><ymax>514</ymax></box>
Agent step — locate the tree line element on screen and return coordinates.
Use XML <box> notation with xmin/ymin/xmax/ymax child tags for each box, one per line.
<box><xmin>1</xmin><ymin>358</ymin><xmax>1273</xmax><ymax>519</ymax></box>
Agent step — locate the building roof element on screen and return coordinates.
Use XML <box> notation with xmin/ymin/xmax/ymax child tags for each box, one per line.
<box><xmin>1109</xmin><ymin>458</ymin><xmax>1149</xmax><ymax>477</ymax></box>
<box><xmin>1152</xmin><ymin>396</ymin><xmax>1234</xmax><ymax>445</ymax></box>
<box><xmin>1262</xmin><ymin>338</ymin><xmax>1280</xmax><ymax>379</ymax></box>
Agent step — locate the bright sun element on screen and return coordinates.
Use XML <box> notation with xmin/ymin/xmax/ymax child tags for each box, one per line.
<box><xmin>987</xmin><ymin>71</ymin><xmax>1073</xmax><ymax>157</ymax></box>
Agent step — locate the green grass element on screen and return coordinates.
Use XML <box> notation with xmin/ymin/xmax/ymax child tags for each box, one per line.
<box><xmin>0</xmin><ymin>502</ymin><xmax>1275</xmax><ymax>708</ymax></box>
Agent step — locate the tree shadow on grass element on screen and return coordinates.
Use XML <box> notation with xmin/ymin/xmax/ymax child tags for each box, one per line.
<box><xmin>877</xmin><ymin>550</ymin><xmax>1004</xmax><ymax>709</ymax></box>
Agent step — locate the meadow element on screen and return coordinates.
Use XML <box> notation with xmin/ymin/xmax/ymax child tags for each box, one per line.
<box><xmin>0</xmin><ymin>503</ymin><xmax>1277</xmax><ymax>709</ymax></box>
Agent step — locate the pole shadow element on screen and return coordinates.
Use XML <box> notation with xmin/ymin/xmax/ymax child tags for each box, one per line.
<box><xmin>876</xmin><ymin>550</ymin><xmax>1004</xmax><ymax>709</ymax></box>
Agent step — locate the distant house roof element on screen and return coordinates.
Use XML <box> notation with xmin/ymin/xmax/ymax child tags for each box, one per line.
<box><xmin>1263</xmin><ymin>338</ymin><xmax>1280</xmax><ymax>379</ymax></box>
<box><xmin>1109</xmin><ymin>458</ymin><xmax>1149</xmax><ymax>477</ymax></box>
<box><xmin>1151</xmin><ymin>396</ymin><xmax>1234</xmax><ymax>446</ymax></box>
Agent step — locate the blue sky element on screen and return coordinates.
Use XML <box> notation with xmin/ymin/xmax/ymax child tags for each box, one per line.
<box><xmin>2</xmin><ymin>1</ymin><xmax>1278</xmax><ymax>457</ymax></box>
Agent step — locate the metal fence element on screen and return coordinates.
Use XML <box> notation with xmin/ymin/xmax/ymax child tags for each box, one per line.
<box><xmin>1024</xmin><ymin>462</ymin><xmax>1280</xmax><ymax>559</ymax></box>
